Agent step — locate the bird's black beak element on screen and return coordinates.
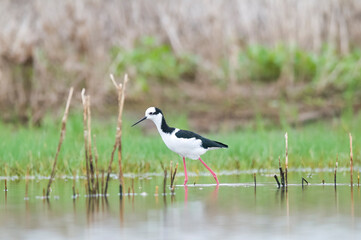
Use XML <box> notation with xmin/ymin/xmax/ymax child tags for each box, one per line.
<box><xmin>132</xmin><ymin>116</ymin><xmax>147</xmax><ymax>127</ymax></box>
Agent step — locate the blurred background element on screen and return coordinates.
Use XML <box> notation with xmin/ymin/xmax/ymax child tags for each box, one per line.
<box><xmin>1</xmin><ymin>0</ymin><xmax>361</xmax><ymax>131</ymax></box>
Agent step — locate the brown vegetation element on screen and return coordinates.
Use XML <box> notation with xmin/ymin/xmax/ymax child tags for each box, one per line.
<box><xmin>1</xmin><ymin>1</ymin><xmax>361</xmax><ymax>126</ymax></box>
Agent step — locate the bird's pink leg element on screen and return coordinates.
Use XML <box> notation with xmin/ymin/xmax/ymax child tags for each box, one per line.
<box><xmin>199</xmin><ymin>158</ymin><xmax>219</xmax><ymax>185</ymax></box>
<box><xmin>183</xmin><ymin>157</ymin><xmax>188</xmax><ymax>185</ymax></box>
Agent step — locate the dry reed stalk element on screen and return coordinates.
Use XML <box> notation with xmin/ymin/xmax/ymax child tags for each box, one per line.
<box><xmin>253</xmin><ymin>173</ymin><xmax>256</xmax><ymax>187</ymax></box>
<box><xmin>274</xmin><ymin>175</ymin><xmax>280</xmax><ymax>188</ymax></box>
<box><xmin>349</xmin><ymin>133</ymin><xmax>353</xmax><ymax>187</ymax></box>
<box><xmin>105</xmin><ymin>74</ymin><xmax>128</xmax><ymax>196</ymax></box>
<box><xmin>279</xmin><ymin>156</ymin><xmax>285</xmax><ymax>187</ymax></box>
<box><xmin>81</xmin><ymin>89</ymin><xmax>91</xmax><ymax>194</ymax></box>
<box><xmin>46</xmin><ymin>87</ymin><xmax>74</xmax><ymax>197</ymax></box>
<box><xmin>86</xmin><ymin>95</ymin><xmax>96</xmax><ymax>193</ymax></box>
<box><xmin>72</xmin><ymin>171</ymin><xmax>76</xmax><ymax>198</ymax></box>
<box><xmin>131</xmin><ymin>178</ymin><xmax>134</xmax><ymax>195</ymax></box>
<box><xmin>170</xmin><ymin>163</ymin><xmax>178</xmax><ymax>188</ymax></box>
<box><xmin>334</xmin><ymin>155</ymin><xmax>338</xmax><ymax>187</ymax></box>
<box><xmin>163</xmin><ymin>169</ymin><xmax>167</xmax><ymax>195</ymax></box>
<box><xmin>170</xmin><ymin>161</ymin><xmax>173</xmax><ymax>184</ymax></box>
<box><xmin>25</xmin><ymin>167</ymin><xmax>29</xmax><ymax>199</ymax></box>
<box><xmin>285</xmin><ymin>132</ymin><xmax>288</xmax><ymax>187</ymax></box>
<box><xmin>302</xmin><ymin>177</ymin><xmax>309</xmax><ymax>188</ymax></box>
<box><xmin>155</xmin><ymin>186</ymin><xmax>159</xmax><ymax>196</ymax></box>
<box><xmin>93</xmin><ymin>135</ymin><xmax>100</xmax><ymax>195</ymax></box>
<box><xmin>4</xmin><ymin>179</ymin><xmax>7</xmax><ymax>192</ymax></box>
<box><xmin>101</xmin><ymin>170</ymin><xmax>105</xmax><ymax>195</ymax></box>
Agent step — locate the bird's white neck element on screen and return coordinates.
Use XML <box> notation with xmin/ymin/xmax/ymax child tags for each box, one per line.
<box><xmin>149</xmin><ymin>115</ymin><xmax>175</xmax><ymax>135</ymax></box>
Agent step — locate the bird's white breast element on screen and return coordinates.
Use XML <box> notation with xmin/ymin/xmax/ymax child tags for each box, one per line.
<box><xmin>159</xmin><ymin>129</ymin><xmax>207</xmax><ymax>160</ymax></box>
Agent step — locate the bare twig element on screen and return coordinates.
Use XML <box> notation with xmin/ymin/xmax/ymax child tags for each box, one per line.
<box><xmin>86</xmin><ymin>95</ymin><xmax>95</xmax><ymax>193</ymax></box>
<box><xmin>72</xmin><ymin>171</ymin><xmax>76</xmax><ymax>198</ymax></box>
<box><xmin>163</xmin><ymin>169</ymin><xmax>167</xmax><ymax>195</ymax></box>
<box><xmin>25</xmin><ymin>167</ymin><xmax>29</xmax><ymax>200</ymax></box>
<box><xmin>170</xmin><ymin>163</ymin><xmax>178</xmax><ymax>188</ymax></box>
<box><xmin>279</xmin><ymin>156</ymin><xmax>285</xmax><ymax>187</ymax></box>
<box><xmin>349</xmin><ymin>133</ymin><xmax>353</xmax><ymax>187</ymax></box>
<box><xmin>285</xmin><ymin>132</ymin><xmax>288</xmax><ymax>187</ymax></box>
<box><xmin>253</xmin><ymin>173</ymin><xmax>256</xmax><ymax>187</ymax></box>
<box><xmin>46</xmin><ymin>87</ymin><xmax>74</xmax><ymax>197</ymax></box>
<box><xmin>105</xmin><ymin>74</ymin><xmax>128</xmax><ymax>196</ymax></box>
<box><xmin>334</xmin><ymin>154</ymin><xmax>338</xmax><ymax>187</ymax></box>
<box><xmin>274</xmin><ymin>175</ymin><xmax>280</xmax><ymax>188</ymax></box>
<box><xmin>81</xmin><ymin>89</ymin><xmax>91</xmax><ymax>194</ymax></box>
<box><xmin>302</xmin><ymin>177</ymin><xmax>309</xmax><ymax>188</ymax></box>
<box><xmin>93</xmin><ymin>134</ymin><xmax>100</xmax><ymax>195</ymax></box>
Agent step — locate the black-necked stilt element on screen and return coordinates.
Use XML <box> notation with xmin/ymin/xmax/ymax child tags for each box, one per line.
<box><xmin>132</xmin><ymin>107</ymin><xmax>228</xmax><ymax>185</ymax></box>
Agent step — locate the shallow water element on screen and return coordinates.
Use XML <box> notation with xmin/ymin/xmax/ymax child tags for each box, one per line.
<box><xmin>1</xmin><ymin>172</ymin><xmax>360</xmax><ymax>240</ymax></box>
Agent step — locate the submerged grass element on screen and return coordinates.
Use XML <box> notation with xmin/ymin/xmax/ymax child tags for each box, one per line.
<box><xmin>0</xmin><ymin>112</ymin><xmax>361</xmax><ymax>176</ymax></box>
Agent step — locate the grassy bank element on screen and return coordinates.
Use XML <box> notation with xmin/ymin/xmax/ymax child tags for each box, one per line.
<box><xmin>0</xmin><ymin>112</ymin><xmax>360</xmax><ymax>177</ymax></box>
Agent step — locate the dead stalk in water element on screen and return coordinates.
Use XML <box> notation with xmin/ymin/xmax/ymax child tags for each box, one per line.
<box><xmin>101</xmin><ymin>170</ymin><xmax>105</xmax><ymax>195</ymax></box>
<box><xmin>46</xmin><ymin>87</ymin><xmax>74</xmax><ymax>197</ymax></box>
<box><xmin>4</xmin><ymin>179</ymin><xmax>7</xmax><ymax>191</ymax></box>
<box><xmin>253</xmin><ymin>173</ymin><xmax>256</xmax><ymax>187</ymax></box>
<box><xmin>131</xmin><ymin>178</ymin><xmax>135</xmax><ymax>195</ymax></box>
<box><xmin>86</xmin><ymin>95</ymin><xmax>95</xmax><ymax>193</ymax></box>
<box><xmin>25</xmin><ymin>167</ymin><xmax>29</xmax><ymax>199</ymax></box>
<box><xmin>81</xmin><ymin>89</ymin><xmax>91</xmax><ymax>194</ymax></box>
<box><xmin>93</xmin><ymin>134</ymin><xmax>100</xmax><ymax>195</ymax></box>
<box><xmin>163</xmin><ymin>169</ymin><xmax>167</xmax><ymax>195</ymax></box>
<box><xmin>72</xmin><ymin>171</ymin><xmax>76</xmax><ymax>198</ymax></box>
<box><xmin>285</xmin><ymin>132</ymin><xmax>288</xmax><ymax>187</ymax></box>
<box><xmin>349</xmin><ymin>133</ymin><xmax>353</xmax><ymax>187</ymax></box>
<box><xmin>170</xmin><ymin>163</ymin><xmax>178</xmax><ymax>188</ymax></box>
<box><xmin>334</xmin><ymin>155</ymin><xmax>338</xmax><ymax>187</ymax></box>
<box><xmin>279</xmin><ymin>156</ymin><xmax>285</xmax><ymax>187</ymax></box>
<box><xmin>274</xmin><ymin>175</ymin><xmax>280</xmax><ymax>188</ymax></box>
<box><xmin>105</xmin><ymin>74</ymin><xmax>128</xmax><ymax>196</ymax></box>
<box><xmin>302</xmin><ymin>177</ymin><xmax>309</xmax><ymax>188</ymax></box>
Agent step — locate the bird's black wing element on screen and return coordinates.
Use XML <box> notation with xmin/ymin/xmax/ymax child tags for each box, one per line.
<box><xmin>175</xmin><ymin>130</ymin><xmax>228</xmax><ymax>149</ymax></box>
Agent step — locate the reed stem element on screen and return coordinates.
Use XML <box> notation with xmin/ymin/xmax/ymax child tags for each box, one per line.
<box><xmin>274</xmin><ymin>175</ymin><xmax>280</xmax><ymax>188</ymax></box>
<box><xmin>302</xmin><ymin>177</ymin><xmax>309</xmax><ymax>187</ymax></box>
<box><xmin>46</xmin><ymin>87</ymin><xmax>73</xmax><ymax>197</ymax></box>
<box><xmin>170</xmin><ymin>163</ymin><xmax>178</xmax><ymax>188</ymax></box>
<box><xmin>253</xmin><ymin>173</ymin><xmax>256</xmax><ymax>187</ymax></box>
<box><xmin>349</xmin><ymin>133</ymin><xmax>353</xmax><ymax>187</ymax></box>
<box><xmin>163</xmin><ymin>169</ymin><xmax>167</xmax><ymax>195</ymax></box>
<box><xmin>93</xmin><ymin>134</ymin><xmax>100</xmax><ymax>195</ymax></box>
<box><xmin>334</xmin><ymin>155</ymin><xmax>338</xmax><ymax>187</ymax></box>
<box><xmin>81</xmin><ymin>89</ymin><xmax>91</xmax><ymax>195</ymax></box>
<box><xmin>279</xmin><ymin>156</ymin><xmax>285</xmax><ymax>187</ymax></box>
<box><xmin>105</xmin><ymin>74</ymin><xmax>128</xmax><ymax>196</ymax></box>
<box><xmin>285</xmin><ymin>132</ymin><xmax>288</xmax><ymax>187</ymax></box>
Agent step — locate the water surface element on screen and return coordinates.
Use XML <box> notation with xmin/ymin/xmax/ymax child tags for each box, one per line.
<box><xmin>1</xmin><ymin>172</ymin><xmax>360</xmax><ymax>240</ymax></box>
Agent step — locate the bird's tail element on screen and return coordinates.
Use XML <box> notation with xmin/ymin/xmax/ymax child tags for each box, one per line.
<box><xmin>213</xmin><ymin>141</ymin><xmax>228</xmax><ymax>148</ymax></box>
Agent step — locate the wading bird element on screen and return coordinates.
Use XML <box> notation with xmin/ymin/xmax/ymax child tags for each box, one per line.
<box><xmin>132</xmin><ymin>107</ymin><xmax>228</xmax><ymax>185</ymax></box>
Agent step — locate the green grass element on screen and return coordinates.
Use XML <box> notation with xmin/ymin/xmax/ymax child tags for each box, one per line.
<box><xmin>0</xmin><ymin>112</ymin><xmax>360</xmax><ymax>177</ymax></box>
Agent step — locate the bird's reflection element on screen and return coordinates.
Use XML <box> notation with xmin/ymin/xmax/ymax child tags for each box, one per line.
<box><xmin>184</xmin><ymin>185</ymin><xmax>188</xmax><ymax>205</ymax></box>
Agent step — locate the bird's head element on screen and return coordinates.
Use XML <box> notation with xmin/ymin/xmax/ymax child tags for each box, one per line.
<box><xmin>132</xmin><ymin>107</ymin><xmax>163</xmax><ymax>127</ymax></box>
